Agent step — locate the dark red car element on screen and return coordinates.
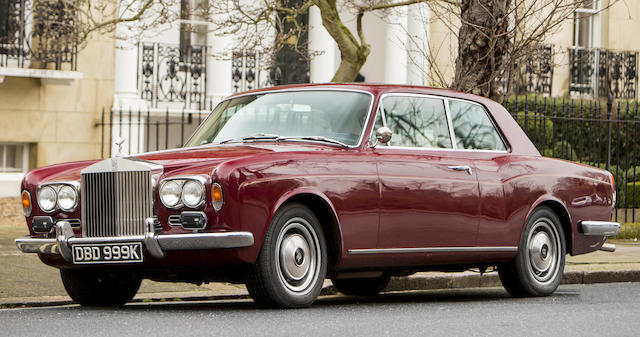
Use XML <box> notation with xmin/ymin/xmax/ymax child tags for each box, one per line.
<box><xmin>16</xmin><ymin>84</ymin><xmax>620</xmax><ymax>308</ymax></box>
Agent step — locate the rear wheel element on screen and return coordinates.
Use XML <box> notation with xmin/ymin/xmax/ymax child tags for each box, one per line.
<box><xmin>60</xmin><ymin>269</ymin><xmax>141</xmax><ymax>306</ymax></box>
<box><xmin>498</xmin><ymin>207</ymin><xmax>566</xmax><ymax>297</ymax></box>
<box><xmin>332</xmin><ymin>274</ymin><xmax>391</xmax><ymax>296</ymax></box>
<box><xmin>246</xmin><ymin>203</ymin><xmax>327</xmax><ymax>308</ymax></box>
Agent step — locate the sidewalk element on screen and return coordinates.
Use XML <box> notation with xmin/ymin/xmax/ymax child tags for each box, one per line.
<box><xmin>2</xmin><ymin>242</ymin><xmax>639</xmax><ymax>308</ymax></box>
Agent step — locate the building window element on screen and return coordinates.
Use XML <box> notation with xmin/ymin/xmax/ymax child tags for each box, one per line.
<box><xmin>0</xmin><ymin>143</ymin><xmax>29</xmax><ymax>173</ymax></box>
<box><xmin>573</xmin><ymin>1</ymin><xmax>599</xmax><ymax>48</ymax></box>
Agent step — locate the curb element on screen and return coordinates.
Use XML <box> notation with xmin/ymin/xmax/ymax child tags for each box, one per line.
<box><xmin>3</xmin><ymin>269</ymin><xmax>640</xmax><ymax>308</ymax></box>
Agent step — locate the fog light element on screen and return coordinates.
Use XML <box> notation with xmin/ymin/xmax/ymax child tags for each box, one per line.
<box><xmin>180</xmin><ymin>211</ymin><xmax>207</xmax><ymax>230</ymax></box>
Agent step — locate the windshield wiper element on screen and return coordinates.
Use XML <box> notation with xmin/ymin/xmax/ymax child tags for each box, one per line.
<box><xmin>217</xmin><ymin>133</ymin><xmax>281</xmax><ymax>144</ymax></box>
<box><xmin>276</xmin><ymin>136</ymin><xmax>349</xmax><ymax>148</ymax></box>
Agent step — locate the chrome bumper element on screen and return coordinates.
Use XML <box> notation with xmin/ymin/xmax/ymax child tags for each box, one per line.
<box><xmin>580</xmin><ymin>220</ymin><xmax>621</xmax><ymax>236</ymax></box>
<box><xmin>15</xmin><ymin>220</ymin><xmax>254</xmax><ymax>262</ymax></box>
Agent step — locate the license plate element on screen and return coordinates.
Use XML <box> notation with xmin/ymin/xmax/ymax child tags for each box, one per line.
<box><xmin>72</xmin><ymin>242</ymin><xmax>143</xmax><ymax>264</ymax></box>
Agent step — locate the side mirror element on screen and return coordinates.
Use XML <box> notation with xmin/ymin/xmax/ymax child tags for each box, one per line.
<box><xmin>370</xmin><ymin>126</ymin><xmax>392</xmax><ymax>148</ymax></box>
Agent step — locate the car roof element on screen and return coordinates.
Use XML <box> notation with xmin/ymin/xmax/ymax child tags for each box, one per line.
<box><xmin>228</xmin><ymin>83</ymin><xmax>480</xmax><ymax>101</ymax></box>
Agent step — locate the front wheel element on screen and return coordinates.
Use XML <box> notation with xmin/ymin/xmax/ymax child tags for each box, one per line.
<box><xmin>498</xmin><ymin>206</ymin><xmax>566</xmax><ymax>297</ymax></box>
<box><xmin>60</xmin><ymin>269</ymin><xmax>141</xmax><ymax>306</ymax></box>
<box><xmin>246</xmin><ymin>203</ymin><xmax>328</xmax><ymax>308</ymax></box>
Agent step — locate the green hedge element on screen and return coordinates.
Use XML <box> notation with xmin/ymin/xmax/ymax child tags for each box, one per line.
<box><xmin>624</xmin><ymin>182</ymin><xmax>640</xmax><ymax>208</ymax></box>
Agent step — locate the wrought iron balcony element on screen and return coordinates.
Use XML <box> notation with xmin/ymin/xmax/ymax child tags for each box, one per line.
<box><xmin>0</xmin><ymin>0</ymin><xmax>77</xmax><ymax>70</ymax></box>
<box><xmin>569</xmin><ymin>47</ymin><xmax>638</xmax><ymax>99</ymax></box>
<box><xmin>138</xmin><ymin>42</ymin><xmax>207</xmax><ymax>110</ymax></box>
<box><xmin>232</xmin><ymin>49</ymin><xmax>276</xmax><ymax>93</ymax></box>
<box><xmin>510</xmin><ymin>45</ymin><xmax>554</xmax><ymax>95</ymax></box>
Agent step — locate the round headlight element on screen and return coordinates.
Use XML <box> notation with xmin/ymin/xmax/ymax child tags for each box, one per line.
<box><xmin>57</xmin><ymin>185</ymin><xmax>78</xmax><ymax>211</ymax></box>
<box><xmin>160</xmin><ymin>181</ymin><xmax>182</xmax><ymax>208</ymax></box>
<box><xmin>182</xmin><ymin>180</ymin><xmax>204</xmax><ymax>208</ymax></box>
<box><xmin>37</xmin><ymin>186</ymin><xmax>57</xmax><ymax>212</ymax></box>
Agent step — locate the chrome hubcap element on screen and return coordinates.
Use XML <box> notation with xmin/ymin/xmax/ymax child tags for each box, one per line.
<box><xmin>275</xmin><ymin>217</ymin><xmax>320</xmax><ymax>295</ymax></box>
<box><xmin>279</xmin><ymin>234</ymin><xmax>311</xmax><ymax>281</ymax></box>
<box><xmin>526</xmin><ymin>217</ymin><xmax>561</xmax><ymax>284</ymax></box>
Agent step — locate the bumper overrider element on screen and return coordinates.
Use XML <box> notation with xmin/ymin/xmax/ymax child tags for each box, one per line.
<box><xmin>15</xmin><ymin>219</ymin><xmax>254</xmax><ymax>263</ymax></box>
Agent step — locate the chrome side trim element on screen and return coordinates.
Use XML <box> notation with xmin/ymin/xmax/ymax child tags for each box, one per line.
<box><xmin>581</xmin><ymin>221</ymin><xmax>621</xmax><ymax>236</ymax></box>
<box><xmin>348</xmin><ymin>246</ymin><xmax>518</xmax><ymax>255</ymax></box>
<box><xmin>157</xmin><ymin>232</ymin><xmax>254</xmax><ymax>251</ymax></box>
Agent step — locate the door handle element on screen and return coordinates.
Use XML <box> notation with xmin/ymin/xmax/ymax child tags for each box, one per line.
<box><xmin>448</xmin><ymin>165</ymin><xmax>473</xmax><ymax>175</ymax></box>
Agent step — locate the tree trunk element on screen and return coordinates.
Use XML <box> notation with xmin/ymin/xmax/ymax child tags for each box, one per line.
<box><xmin>314</xmin><ymin>0</ymin><xmax>369</xmax><ymax>82</ymax></box>
<box><xmin>453</xmin><ymin>0</ymin><xmax>511</xmax><ymax>102</ymax></box>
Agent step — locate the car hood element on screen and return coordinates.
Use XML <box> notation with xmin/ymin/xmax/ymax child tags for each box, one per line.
<box><xmin>25</xmin><ymin>143</ymin><xmax>344</xmax><ymax>184</ymax></box>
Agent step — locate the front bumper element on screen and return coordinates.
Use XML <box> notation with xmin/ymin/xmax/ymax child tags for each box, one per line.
<box><xmin>580</xmin><ymin>220</ymin><xmax>621</xmax><ymax>236</ymax></box>
<box><xmin>15</xmin><ymin>220</ymin><xmax>254</xmax><ymax>263</ymax></box>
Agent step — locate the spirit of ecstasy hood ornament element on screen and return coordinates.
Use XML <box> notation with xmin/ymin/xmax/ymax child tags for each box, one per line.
<box><xmin>114</xmin><ymin>137</ymin><xmax>126</xmax><ymax>157</ymax></box>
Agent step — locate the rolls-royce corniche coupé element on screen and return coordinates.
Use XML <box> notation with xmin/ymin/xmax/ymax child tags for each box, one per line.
<box><xmin>15</xmin><ymin>84</ymin><xmax>620</xmax><ymax>308</ymax></box>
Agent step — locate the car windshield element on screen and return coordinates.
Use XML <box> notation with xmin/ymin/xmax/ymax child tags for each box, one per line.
<box><xmin>185</xmin><ymin>90</ymin><xmax>372</xmax><ymax>147</ymax></box>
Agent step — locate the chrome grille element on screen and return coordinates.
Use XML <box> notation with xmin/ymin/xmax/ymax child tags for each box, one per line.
<box><xmin>81</xmin><ymin>171</ymin><xmax>152</xmax><ymax>237</ymax></box>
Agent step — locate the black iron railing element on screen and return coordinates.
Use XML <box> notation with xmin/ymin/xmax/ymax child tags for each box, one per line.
<box><xmin>231</xmin><ymin>49</ymin><xmax>276</xmax><ymax>93</ymax></box>
<box><xmin>569</xmin><ymin>47</ymin><xmax>638</xmax><ymax>99</ymax></box>
<box><xmin>510</xmin><ymin>45</ymin><xmax>554</xmax><ymax>95</ymax></box>
<box><xmin>138</xmin><ymin>42</ymin><xmax>207</xmax><ymax>110</ymax></box>
<box><xmin>0</xmin><ymin>0</ymin><xmax>77</xmax><ymax>70</ymax></box>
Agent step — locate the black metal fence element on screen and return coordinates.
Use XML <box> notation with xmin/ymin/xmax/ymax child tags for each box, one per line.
<box><xmin>100</xmin><ymin>96</ymin><xmax>639</xmax><ymax>223</ymax></box>
<box><xmin>506</xmin><ymin>96</ymin><xmax>639</xmax><ymax>223</ymax></box>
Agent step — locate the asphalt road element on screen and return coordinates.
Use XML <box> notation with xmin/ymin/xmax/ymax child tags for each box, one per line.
<box><xmin>1</xmin><ymin>283</ymin><xmax>639</xmax><ymax>337</ymax></box>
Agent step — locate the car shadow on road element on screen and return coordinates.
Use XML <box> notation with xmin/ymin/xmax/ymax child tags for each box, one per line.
<box><xmin>64</xmin><ymin>286</ymin><xmax>582</xmax><ymax>312</ymax></box>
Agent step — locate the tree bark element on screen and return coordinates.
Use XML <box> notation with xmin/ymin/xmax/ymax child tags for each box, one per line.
<box><xmin>453</xmin><ymin>0</ymin><xmax>511</xmax><ymax>102</ymax></box>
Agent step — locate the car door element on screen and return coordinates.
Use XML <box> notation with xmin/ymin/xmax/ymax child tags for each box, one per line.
<box><xmin>374</xmin><ymin>94</ymin><xmax>481</xmax><ymax>251</ymax></box>
<box><xmin>444</xmin><ymin>99</ymin><xmax>513</xmax><ymax>249</ymax></box>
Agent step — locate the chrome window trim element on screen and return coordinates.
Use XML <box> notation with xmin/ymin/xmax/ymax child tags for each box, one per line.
<box><xmin>375</xmin><ymin>92</ymin><xmax>510</xmax><ymax>153</ymax></box>
<box><xmin>159</xmin><ymin>175</ymin><xmax>208</xmax><ymax>209</ymax></box>
<box><xmin>348</xmin><ymin>246</ymin><xmax>518</xmax><ymax>255</ymax></box>
<box><xmin>184</xmin><ymin>88</ymin><xmax>376</xmax><ymax>149</ymax></box>
<box><xmin>36</xmin><ymin>181</ymin><xmax>81</xmax><ymax>213</ymax></box>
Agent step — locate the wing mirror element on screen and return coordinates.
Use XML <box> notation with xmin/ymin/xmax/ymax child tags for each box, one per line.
<box><xmin>370</xmin><ymin>126</ymin><xmax>392</xmax><ymax>148</ymax></box>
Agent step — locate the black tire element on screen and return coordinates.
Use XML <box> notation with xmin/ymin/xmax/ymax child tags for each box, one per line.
<box><xmin>498</xmin><ymin>206</ymin><xmax>566</xmax><ymax>297</ymax></box>
<box><xmin>332</xmin><ymin>274</ymin><xmax>391</xmax><ymax>296</ymax></box>
<box><xmin>246</xmin><ymin>203</ymin><xmax>328</xmax><ymax>308</ymax></box>
<box><xmin>60</xmin><ymin>269</ymin><xmax>141</xmax><ymax>306</ymax></box>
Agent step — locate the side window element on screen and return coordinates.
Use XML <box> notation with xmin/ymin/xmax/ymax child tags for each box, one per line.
<box><xmin>382</xmin><ymin>96</ymin><xmax>452</xmax><ymax>149</ymax></box>
<box><xmin>448</xmin><ymin>101</ymin><xmax>506</xmax><ymax>151</ymax></box>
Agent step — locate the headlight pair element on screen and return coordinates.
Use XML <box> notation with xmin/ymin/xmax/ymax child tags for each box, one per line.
<box><xmin>159</xmin><ymin>178</ymin><xmax>206</xmax><ymax>209</ymax></box>
<box><xmin>36</xmin><ymin>182</ymin><xmax>79</xmax><ymax>213</ymax></box>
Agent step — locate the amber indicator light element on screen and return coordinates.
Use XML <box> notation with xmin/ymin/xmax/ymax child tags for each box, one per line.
<box><xmin>21</xmin><ymin>191</ymin><xmax>31</xmax><ymax>209</ymax></box>
<box><xmin>212</xmin><ymin>184</ymin><xmax>222</xmax><ymax>202</ymax></box>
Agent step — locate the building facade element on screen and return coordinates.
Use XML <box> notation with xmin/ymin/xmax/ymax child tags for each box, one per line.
<box><xmin>1</xmin><ymin>0</ymin><xmax>639</xmax><ymax>196</ymax></box>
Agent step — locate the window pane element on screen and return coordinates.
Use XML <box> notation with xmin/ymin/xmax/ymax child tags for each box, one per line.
<box><xmin>0</xmin><ymin>144</ymin><xmax>24</xmax><ymax>172</ymax></box>
<box><xmin>449</xmin><ymin>101</ymin><xmax>506</xmax><ymax>151</ymax></box>
<box><xmin>575</xmin><ymin>12</ymin><xmax>592</xmax><ymax>48</ymax></box>
<box><xmin>382</xmin><ymin>96</ymin><xmax>452</xmax><ymax>149</ymax></box>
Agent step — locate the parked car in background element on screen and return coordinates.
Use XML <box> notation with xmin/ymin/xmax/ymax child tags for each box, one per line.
<box><xmin>15</xmin><ymin>84</ymin><xmax>620</xmax><ymax>308</ymax></box>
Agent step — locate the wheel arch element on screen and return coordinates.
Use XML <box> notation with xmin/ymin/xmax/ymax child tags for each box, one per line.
<box><xmin>526</xmin><ymin>198</ymin><xmax>572</xmax><ymax>255</ymax></box>
<box><xmin>274</xmin><ymin>192</ymin><xmax>343</xmax><ymax>276</ymax></box>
